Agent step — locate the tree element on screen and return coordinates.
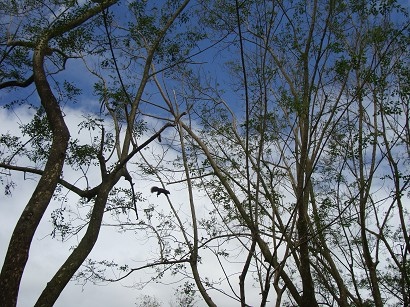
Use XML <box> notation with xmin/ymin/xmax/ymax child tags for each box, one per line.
<box><xmin>0</xmin><ymin>0</ymin><xmax>193</xmax><ymax>306</ymax></box>
<box><xmin>0</xmin><ymin>1</ymin><xmax>119</xmax><ymax>305</ymax></box>
<box><xmin>136</xmin><ymin>294</ymin><xmax>162</xmax><ymax>307</ymax></box>
<box><xmin>1</xmin><ymin>0</ymin><xmax>409</xmax><ymax>306</ymax></box>
<box><xmin>166</xmin><ymin>0</ymin><xmax>409</xmax><ymax>306</ymax></box>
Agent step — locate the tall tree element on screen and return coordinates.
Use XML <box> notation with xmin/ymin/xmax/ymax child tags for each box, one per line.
<box><xmin>1</xmin><ymin>0</ymin><xmax>409</xmax><ymax>306</ymax></box>
<box><xmin>0</xmin><ymin>0</ymin><xmax>193</xmax><ymax>306</ymax></box>
<box><xmin>0</xmin><ymin>2</ymin><xmax>119</xmax><ymax>305</ymax></box>
<box><xmin>75</xmin><ymin>1</ymin><xmax>409</xmax><ymax>305</ymax></box>
<box><xmin>166</xmin><ymin>0</ymin><xmax>410</xmax><ymax>305</ymax></box>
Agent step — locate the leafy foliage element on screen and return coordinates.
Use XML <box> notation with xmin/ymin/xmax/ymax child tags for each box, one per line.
<box><xmin>1</xmin><ymin>0</ymin><xmax>409</xmax><ymax>306</ymax></box>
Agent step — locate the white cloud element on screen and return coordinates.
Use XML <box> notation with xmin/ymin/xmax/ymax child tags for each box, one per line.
<box><xmin>0</xmin><ymin>106</ymin><xmax>243</xmax><ymax>307</ymax></box>
<box><xmin>1</xmin><ymin>104</ymin><xmax>273</xmax><ymax>307</ymax></box>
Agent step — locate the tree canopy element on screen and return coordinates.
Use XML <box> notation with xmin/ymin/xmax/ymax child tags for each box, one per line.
<box><xmin>1</xmin><ymin>0</ymin><xmax>409</xmax><ymax>306</ymax></box>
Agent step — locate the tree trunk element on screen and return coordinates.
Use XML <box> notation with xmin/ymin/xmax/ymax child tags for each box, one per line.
<box><xmin>296</xmin><ymin>112</ymin><xmax>318</xmax><ymax>307</ymax></box>
<box><xmin>0</xmin><ymin>44</ymin><xmax>70</xmax><ymax>307</ymax></box>
<box><xmin>34</xmin><ymin>175</ymin><xmax>120</xmax><ymax>307</ymax></box>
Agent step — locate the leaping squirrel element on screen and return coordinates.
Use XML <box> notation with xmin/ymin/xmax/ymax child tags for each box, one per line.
<box><xmin>151</xmin><ymin>186</ymin><xmax>170</xmax><ymax>197</ymax></box>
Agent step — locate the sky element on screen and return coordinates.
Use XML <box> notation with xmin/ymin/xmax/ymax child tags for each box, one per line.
<box><xmin>0</xmin><ymin>105</ymin><xmax>267</xmax><ymax>307</ymax></box>
<box><xmin>0</xmin><ymin>2</ymin><xmax>253</xmax><ymax>305</ymax></box>
<box><xmin>0</xmin><ymin>107</ymin><xmax>154</xmax><ymax>307</ymax></box>
<box><xmin>1</xmin><ymin>1</ymin><xmax>409</xmax><ymax>306</ymax></box>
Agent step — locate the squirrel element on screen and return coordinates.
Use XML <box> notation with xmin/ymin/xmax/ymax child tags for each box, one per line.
<box><xmin>151</xmin><ymin>186</ymin><xmax>170</xmax><ymax>197</ymax></box>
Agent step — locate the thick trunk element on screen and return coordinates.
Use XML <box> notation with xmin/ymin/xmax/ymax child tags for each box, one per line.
<box><xmin>0</xmin><ymin>46</ymin><xmax>70</xmax><ymax>307</ymax></box>
<box><xmin>297</xmin><ymin>192</ymin><xmax>318</xmax><ymax>307</ymax></box>
<box><xmin>0</xmin><ymin>3</ymin><xmax>121</xmax><ymax>305</ymax></box>
<box><xmin>34</xmin><ymin>176</ymin><xmax>119</xmax><ymax>306</ymax></box>
<box><xmin>296</xmin><ymin>114</ymin><xmax>318</xmax><ymax>307</ymax></box>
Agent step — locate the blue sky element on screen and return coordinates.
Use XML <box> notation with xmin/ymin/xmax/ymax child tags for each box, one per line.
<box><xmin>1</xmin><ymin>0</ymin><xmax>410</xmax><ymax>306</ymax></box>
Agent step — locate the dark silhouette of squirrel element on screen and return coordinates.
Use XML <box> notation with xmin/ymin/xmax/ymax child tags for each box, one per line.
<box><xmin>151</xmin><ymin>186</ymin><xmax>170</xmax><ymax>197</ymax></box>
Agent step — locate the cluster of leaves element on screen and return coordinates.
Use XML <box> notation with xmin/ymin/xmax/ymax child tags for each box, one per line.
<box><xmin>1</xmin><ymin>0</ymin><xmax>409</xmax><ymax>306</ymax></box>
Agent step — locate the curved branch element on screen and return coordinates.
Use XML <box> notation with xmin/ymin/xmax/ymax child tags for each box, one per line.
<box><xmin>0</xmin><ymin>163</ymin><xmax>100</xmax><ymax>200</ymax></box>
<box><xmin>0</xmin><ymin>75</ymin><xmax>34</xmax><ymax>89</ymax></box>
